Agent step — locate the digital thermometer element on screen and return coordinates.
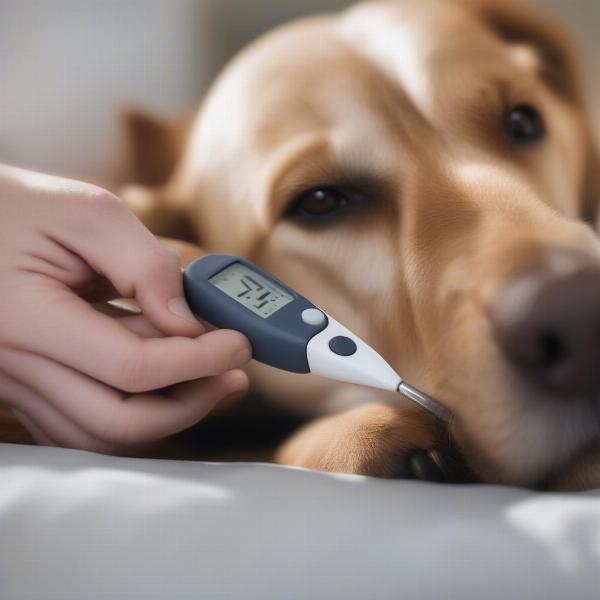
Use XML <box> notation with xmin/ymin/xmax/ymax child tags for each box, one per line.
<box><xmin>183</xmin><ymin>255</ymin><xmax>451</xmax><ymax>421</ymax></box>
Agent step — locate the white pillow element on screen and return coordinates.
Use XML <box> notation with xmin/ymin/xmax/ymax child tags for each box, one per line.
<box><xmin>1</xmin><ymin>443</ymin><xmax>599</xmax><ymax>599</ymax></box>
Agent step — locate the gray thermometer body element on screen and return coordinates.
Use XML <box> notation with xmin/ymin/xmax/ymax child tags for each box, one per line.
<box><xmin>183</xmin><ymin>255</ymin><xmax>451</xmax><ymax>421</ymax></box>
<box><xmin>183</xmin><ymin>255</ymin><xmax>326</xmax><ymax>373</ymax></box>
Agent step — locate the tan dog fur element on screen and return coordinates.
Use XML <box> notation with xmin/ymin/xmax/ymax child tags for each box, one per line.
<box><xmin>120</xmin><ymin>0</ymin><xmax>600</xmax><ymax>489</ymax></box>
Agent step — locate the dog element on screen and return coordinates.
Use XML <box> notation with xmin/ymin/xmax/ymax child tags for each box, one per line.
<box><xmin>120</xmin><ymin>0</ymin><xmax>600</xmax><ymax>490</ymax></box>
<box><xmin>122</xmin><ymin>0</ymin><xmax>600</xmax><ymax>490</ymax></box>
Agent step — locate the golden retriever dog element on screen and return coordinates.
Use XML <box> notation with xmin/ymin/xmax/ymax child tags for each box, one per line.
<box><xmin>2</xmin><ymin>0</ymin><xmax>594</xmax><ymax>490</ymax></box>
<box><xmin>120</xmin><ymin>0</ymin><xmax>600</xmax><ymax>491</ymax></box>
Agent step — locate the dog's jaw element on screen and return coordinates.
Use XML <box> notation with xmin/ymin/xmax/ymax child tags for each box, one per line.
<box><xmin>449</xmin><ymin>385</ymin><xmax>600</xmax><ymax>487</ymax></box>
<box><xmin>431</xmin><ymin>295</ymin><xmax>600</xmax><ymax>487</ymax></box>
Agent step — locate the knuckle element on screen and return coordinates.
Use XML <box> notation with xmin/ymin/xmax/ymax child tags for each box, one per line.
<box><xmin>149</xmin><ymin>246</ymin><xmax>178</xmax><ymax>275</ymax></box>
<box><xmin>155</xmin><ymin>244</ymin><xmax>178</xmax><ymax>265</ymax></box>
<box><xmin>90</xmin><ymin>187</ymin><xmax>121</xmax><ymax>205</ymax></box>
<box><xmin>136</xmin><ymin>246</ymin><xmax>177</xmax><ymax>287</ymax></box>
<box><xmin>84</xmin><ymin>188</ymin><xmax>125</xmax><ymax>213</ymax></box>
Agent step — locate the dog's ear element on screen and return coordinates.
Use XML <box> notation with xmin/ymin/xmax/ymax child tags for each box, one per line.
<box><xmin>471</xmin><ymin>0</ymin><xmax>600</xmax><ymax>229</ymax></box>
<box><xmin>120</xmin><ymin>109</ymin><xmax>197</xmax><ymax>241</ymax></box>
<box><xmin>123</xmin><ymin>108</ymin><xmax>187</xmax><ymax>187</ymax></box>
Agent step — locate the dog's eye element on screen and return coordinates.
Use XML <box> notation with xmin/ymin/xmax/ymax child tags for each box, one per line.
<box><xmin>292</xmin><ymin>187</ymin><xmax>348</xmax><ymax>217</ymax></box>
<box><xmin>503</xmin><ymin>104</ymin><xmax>546</xmax><ymax>143</ymax></box>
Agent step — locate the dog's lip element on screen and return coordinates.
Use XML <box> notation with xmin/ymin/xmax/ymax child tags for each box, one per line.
<box><xmin>445</xmin><ymin>385</ymin><xmax>600</xmax><ymax>488</ymax></box>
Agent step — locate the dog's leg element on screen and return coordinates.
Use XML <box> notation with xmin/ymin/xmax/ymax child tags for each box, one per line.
<box><xmin>275</xmin><ymin>404</ymin><xmax>444</xmax><ymax>478</ymax></box>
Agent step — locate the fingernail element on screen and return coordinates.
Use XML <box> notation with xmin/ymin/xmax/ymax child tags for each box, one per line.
<box><xmin>229</xmin><ymin>346</ymin><xmax>252</xmax><ymax>369</ymax></box>
<box><xmin>226</xmin><ymin>371</ymin><xmax>249</xmax><ymax>396</ymax></box>
<box><xmin>168</xmin><ymin>296</ymin><xmax>202</xmax><ymax>326</ymax></box>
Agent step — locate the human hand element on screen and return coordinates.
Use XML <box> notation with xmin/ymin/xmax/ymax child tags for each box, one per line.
<box><xmin>0</xmin><ymin>165</ymin><xmax>251</xmax><ymax>452</ymax></box>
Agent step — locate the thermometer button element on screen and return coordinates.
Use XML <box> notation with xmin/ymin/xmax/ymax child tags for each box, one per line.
<box><xmin>328</xmin><ymin>336</ymin><xmax>357</xmax><ymax>356</ymax></box>
<box><xmin>301</xmin><ymin>308</ymin><xmax>326</xmax><ymax>326</ymax></box>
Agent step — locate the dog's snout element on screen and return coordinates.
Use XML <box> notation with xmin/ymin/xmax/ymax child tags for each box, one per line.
<box><xmin>490</xmin><ymin>254</ymin><xmax>600</xmax><ymax>396</ymax></box>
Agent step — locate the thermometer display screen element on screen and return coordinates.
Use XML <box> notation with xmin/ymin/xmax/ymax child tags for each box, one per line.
<box><xmin>209</xmin><ymin>263</ymin><xmax>294</xmax><ymax>319</ymax></box>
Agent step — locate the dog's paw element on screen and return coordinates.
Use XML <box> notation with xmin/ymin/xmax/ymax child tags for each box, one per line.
<box><xmin>276</xmin><ymin>404</ymin><xmax>445</xmax><ymax>479</ymax></box>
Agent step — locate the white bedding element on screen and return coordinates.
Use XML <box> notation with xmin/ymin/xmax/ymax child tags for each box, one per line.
<box><xmin>1</xmin><ymin>443</ymin><xmax>599</xmax><ymax>599</ymax></box>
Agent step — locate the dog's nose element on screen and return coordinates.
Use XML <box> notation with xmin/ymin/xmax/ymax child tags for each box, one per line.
<box><xmin>490</xmin><ymin>258</ymin><xmax>600</xmax><ymax>396</ymax></box>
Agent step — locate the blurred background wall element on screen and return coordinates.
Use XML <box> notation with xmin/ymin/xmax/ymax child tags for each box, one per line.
<box><xmin>1</xmin><ymin>0</ymin><xmax>599</xmax><ymax>183</ymax></box>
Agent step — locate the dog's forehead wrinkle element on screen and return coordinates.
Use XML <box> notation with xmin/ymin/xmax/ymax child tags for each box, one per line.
<box><xmin>329</xmin><ymin>113</ymin><xmax>401</xmax><ymax>178</ymax></box>
<box><xmin>259</xmin><ymin>132</ymin><xmax>333</xmax><ymax>218</ymax></box>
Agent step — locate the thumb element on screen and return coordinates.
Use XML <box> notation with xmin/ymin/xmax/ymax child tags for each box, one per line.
<box><xmin>136</xmin><ymin>242</ymin><xmax>207</xmax><ymax>337</ymax></box>
<box><xmin>53</xmin><ymin>189</ymin><xmax>205</xmax><ymax>337</ymax></box>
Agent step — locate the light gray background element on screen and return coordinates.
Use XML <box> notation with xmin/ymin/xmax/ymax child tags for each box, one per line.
<box><xmin>1</xmin><ymin>0</ymin><xmax>599</xmax><ymax>182</ymax></box>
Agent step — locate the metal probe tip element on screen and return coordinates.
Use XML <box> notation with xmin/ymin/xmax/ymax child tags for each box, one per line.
<box><xmin>397</xmin><ymin>381</ymin><xmax>452</xmax><ymax>423</ymax></box>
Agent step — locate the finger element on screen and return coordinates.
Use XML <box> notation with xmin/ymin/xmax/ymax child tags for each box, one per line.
<box><xmin>115</xmin><ymin>370</ymin><xmax>249</xmax><ymax>444</ymax></box>
<box><xmin>0</xmin><ymin>370</ymin><xmax>118</xmax><ymax>452</ymax></box>
<box><xmin>1</xmin><ymin>348</ymin><xmax>249</xmax><ymax>446</ymax></box>
<box><xmin>168</xmin><ymin>375</ymin><xmax>248</xmax><ymax>410</ymax></box>
<box><xmin>159</xmin><ymin>238</ymin><xmax>205</xmax><ymax>266</ymax></box>
<box><xmin>13</xmin><ymin>410</ymin><xmax>57</xmax><ymax>446</ymax></box>
<box><xmin>115</xmin><ymin>314</ymin><xmax>166</xmax><ymax>338</ymax></box>
<box><xmin>47</xmin><ymin>189</ymin><xmax>204</xmax><ymax>337</ymax></box>
<box><xmin>12</xmin><ymin>287</ymin><xmax>251</xmax><ymax>392</ymax></box>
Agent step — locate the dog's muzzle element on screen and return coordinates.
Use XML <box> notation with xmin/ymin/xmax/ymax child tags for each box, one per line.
<box><xmin>490</xmin><ymin>249</ymin><xmax>600</xmax><ymax>398</ymax></box>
